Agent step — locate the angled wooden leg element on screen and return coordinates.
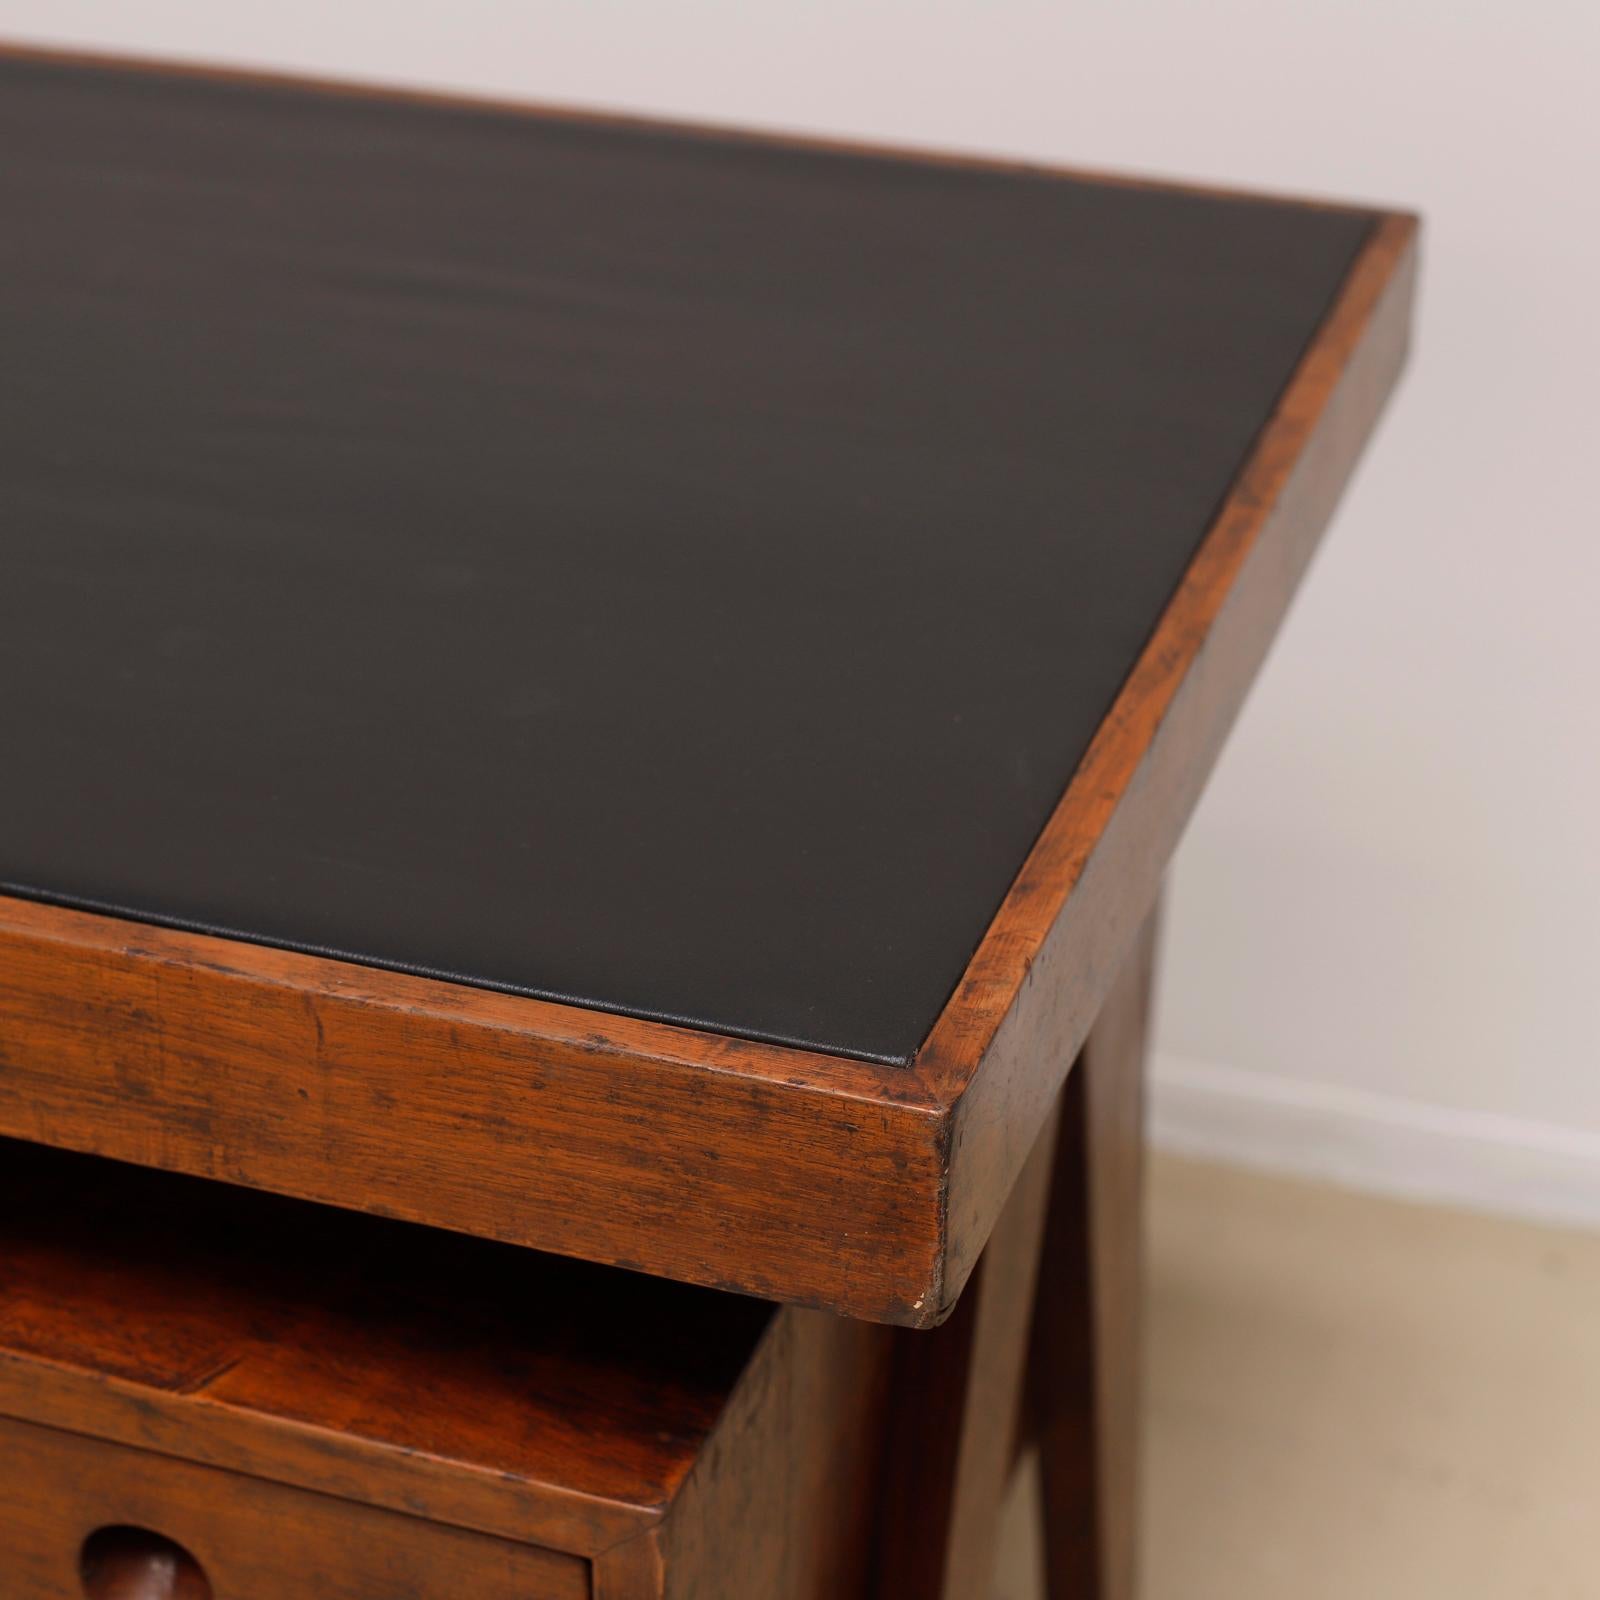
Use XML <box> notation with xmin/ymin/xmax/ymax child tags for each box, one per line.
<box><xmin>1028</xmin><ymin>905</ymin><xmax>1159</xmax><ymax>1600</ymax></box>
<box><xmin>873</xmin><ymin>1101</ymin><xmax>1060</xmax><ymax>1600</ymax></box>
<box><xmin>873</xmin><ymin>901</ymin><xmax>1158</xmax><ymax>1600</ymax></box>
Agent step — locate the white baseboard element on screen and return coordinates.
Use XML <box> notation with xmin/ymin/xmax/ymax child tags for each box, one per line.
<box><xmin>1149</xmin><ymin>1052</ymin><xmax>1600</xmax><ymax>1232</ymax></box>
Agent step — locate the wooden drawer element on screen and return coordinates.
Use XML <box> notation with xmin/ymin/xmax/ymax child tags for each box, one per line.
<box><xmin>0</xmin><ymin>1414</ymin><xmax>586</xmax><ymax>1600</ymax></box>
<box><xmin>0</xmin><ymin>1138</ymin><xmax>892</xmax><ymax>1599</ymax></box>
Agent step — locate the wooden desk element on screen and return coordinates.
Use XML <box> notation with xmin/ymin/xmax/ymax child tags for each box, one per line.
<box><xmin>0</xmin><ymin>42</ymin><xmax>1416</xmax><ymax>1598</ymax></box>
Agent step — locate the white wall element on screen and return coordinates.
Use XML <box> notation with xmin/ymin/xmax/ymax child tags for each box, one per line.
<box><xmin>7</xmin><ymin>2</ymin><xmax>1597</xmax><ymax>1222</ymax></box>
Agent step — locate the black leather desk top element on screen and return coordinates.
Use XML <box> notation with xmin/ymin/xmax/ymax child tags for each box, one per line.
<box><xmin>0</xmin><ymin>55</ymin><xmax>1371</xmax><ymax>1064</ymax></box>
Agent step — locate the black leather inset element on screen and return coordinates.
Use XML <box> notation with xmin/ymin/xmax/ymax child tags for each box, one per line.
<box><xmin>0</xmin><ymin>57</ymin><xmax>1372</xmax><ymax>1063</ymax></box>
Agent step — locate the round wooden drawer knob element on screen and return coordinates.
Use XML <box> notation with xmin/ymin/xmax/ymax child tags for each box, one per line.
<box><xmin>79</xmin><ymin>1526</ymin><xmax>213</xmax><ymax>1600</ymax></box>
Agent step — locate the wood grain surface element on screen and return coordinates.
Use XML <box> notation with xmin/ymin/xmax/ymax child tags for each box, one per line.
<box><xmin>875</xmin><ymin>1103</ymin><xmax>1060</xmax><ymax>1599</ymax></box>
<box><xmin>0</xmin><ymin>1138</ymin><xmax>772</xmax><ymax>1557</ymax></box>
<box><xmin>0</xmin><ymin>1140</ymin><xmax>907</xmax><ymax>1599</ymax></box>
<box><xmin>1026</xmin><ymin>908</ymin><xmax>1161</xmax><ymax>1600</ymax></box>
<box><xmin>0</xmin><ymin>1416</ymin><xmax>589</xmax><ymax>1600</ymax></box>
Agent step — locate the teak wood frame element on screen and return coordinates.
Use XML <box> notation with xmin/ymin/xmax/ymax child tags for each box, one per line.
<box><xmin>0</xmin><ymin>45</ymin><xmax>1419</xmax><ymax>1327</ymax></box>
<box><xmin>0</xmin><ymin>905</ymin><xmax>1160</xmax><ymax>1600</ymax></box>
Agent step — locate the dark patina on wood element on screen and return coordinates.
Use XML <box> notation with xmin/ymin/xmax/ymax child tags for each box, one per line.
<box><xmin>0</xmin><ymin>1138</ymin><xmax>894</xmax><ymax>1599</ymax></box>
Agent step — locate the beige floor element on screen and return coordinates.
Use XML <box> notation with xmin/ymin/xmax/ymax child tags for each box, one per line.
<box><xmin>996</xmin><ymin>1154</ymin><xmax>1600</xmax><ymax>1599</ymax></box>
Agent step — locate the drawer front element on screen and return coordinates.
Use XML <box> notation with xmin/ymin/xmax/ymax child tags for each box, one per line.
<box><xmin>0</xmin><ymin>1413</ymin><xmax>588</xmax><ymax>1600</ymax></box>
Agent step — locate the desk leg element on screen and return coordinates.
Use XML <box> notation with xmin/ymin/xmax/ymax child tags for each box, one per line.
<box><xmin>872</xmin><ymin>901</ymin><xmax>1157</xmax><ymax>1600</ymax></box>
<box><xmin>1029</xmin><ymin>904</ymin><xmax>1159</xmax><ymax>1600</ymax></box>
<box><xmin>873</xmin><ymin>1101</ymin><xmax>1059</xmax><ymax>1600</ymax></box>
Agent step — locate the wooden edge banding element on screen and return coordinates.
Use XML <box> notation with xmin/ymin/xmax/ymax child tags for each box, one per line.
<box><xmin>921</xmin><ymin>213</ymin><xmax>1420</xmax><ymax>1312</ymax></box>
<box><xmin>0</xmin><ymin>898</ymin><xmax>946</xmax><ymax>1325</ymax></box>
<box><xmin>0</xmin><ymin>895</ymin><xmax>910</xmax><ymax>1099</ymax></box>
